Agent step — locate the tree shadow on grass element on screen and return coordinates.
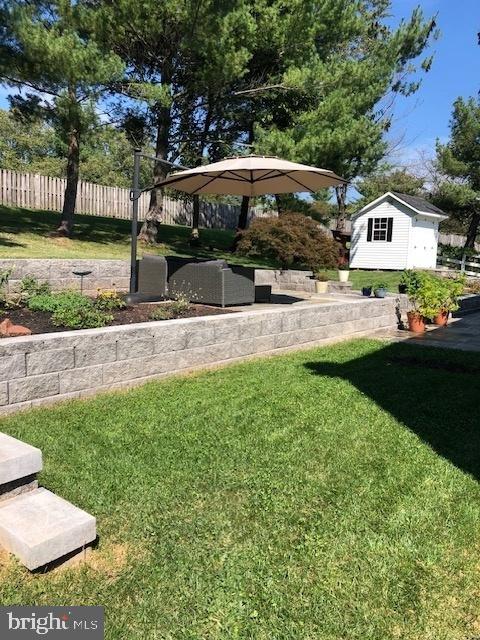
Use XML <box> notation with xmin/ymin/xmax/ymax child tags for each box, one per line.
<box><xmin>1</xmin><ymin>206</ymin><xmax>132</xmax><ymax>247</ymax></box>
<box><xmin>304</xmin><ymin>340</ymin><xmax>480</xmax><ymax>481</ymax></box>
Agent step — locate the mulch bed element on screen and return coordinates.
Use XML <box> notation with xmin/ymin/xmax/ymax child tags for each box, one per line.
<box><xmin>1</xmin><ymin>303</ymin><xmax>236</xmax><ymax>337</ymax></box>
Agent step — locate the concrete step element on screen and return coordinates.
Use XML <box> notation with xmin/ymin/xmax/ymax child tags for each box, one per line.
<box><xmin>0</xmin><ymin>433</ymin><xmax>42</xmax><ymax>496</ymax></box>
<box><xmin>0</xmin><ymin>488</ymin><xmax>96</xmax><ymax>570</ymax></box>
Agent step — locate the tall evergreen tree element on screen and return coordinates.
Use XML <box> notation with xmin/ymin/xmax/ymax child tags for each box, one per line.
<box><xmin>0</xmin><ymin>0</ymin><xmax>123</xmax><ymax>235</ymax></box>
<box><xmin>93</xmin><ymin>0</ymin><xmax>256</xmax><ymax>243</ymax></box>
<box><xmin>252</xmin><ymin>2</ymin><xmax>437</xmax><ymax>230</ymax></box>
<box><xmin>434</xmin><ymin>97</ymin><xmax>480</xmax><ymax>249</ymax></box>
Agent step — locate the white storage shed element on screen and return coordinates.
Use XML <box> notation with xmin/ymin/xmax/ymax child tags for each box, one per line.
<box><xmin>349</xmin><ymin>191</ymin><xmax>448</xmax><ymax>270</ymax></box>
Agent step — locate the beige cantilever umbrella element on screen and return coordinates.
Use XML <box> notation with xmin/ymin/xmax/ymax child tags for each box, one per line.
<box><xmin>156</xmin><ymin>154</ymin><xmax>346</xmax><ymax>196</ymax></box>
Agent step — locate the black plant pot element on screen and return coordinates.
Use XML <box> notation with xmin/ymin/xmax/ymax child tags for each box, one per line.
<box><xmin>398</xmin><ymin>284</ymin><xmax>407</xmax><ymax>294</ymax></box>
<box><xmin>362</xmin><ymin>287</ymin><xmax>372</xmax><ymax>297</ymax></box>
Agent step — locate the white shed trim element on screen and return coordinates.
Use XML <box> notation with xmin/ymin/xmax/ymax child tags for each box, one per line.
<box><xmin>352</xmin><ymin>191</ymin><xmax>449</xmax><ymax>222</ymax></box>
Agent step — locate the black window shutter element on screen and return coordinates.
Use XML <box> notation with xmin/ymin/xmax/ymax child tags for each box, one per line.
<box><xmin>387</xmin><ymin>217</ymin><xmax>393</xmax><ymax>242</ymax></box>
<box><xmin>367</xmin><ymin>218</ymin><xmax>373</xmax><ymax>241</ymax></box>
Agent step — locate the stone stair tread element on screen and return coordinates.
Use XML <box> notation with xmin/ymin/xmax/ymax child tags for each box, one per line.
<box><xmin>0</xmin><ymin>488</ymin><xmax>96</xmax><ymax>570</ymax></box>
<box><xmin>0</xmin><ymin>433</ymin><xmax>42</xmax><ymax>485</ymax></box>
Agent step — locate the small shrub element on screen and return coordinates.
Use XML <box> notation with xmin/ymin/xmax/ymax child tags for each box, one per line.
<box><xmin>20</xmin><ymin>276</ymin><xmax>51</xmax><ymax>300</ymax></box>
<box><xmin>95</xmin><ymin>289</ymin><xmax>126</xmax><ymax>312</ymax></box>
<box><xmin>374</xmin><ymin>281</ymin><xmax>389</xmax><ymax>291</ymax></box>
<box><xmin>236</xmin><ymin>213</ymin><xmax>340</xmax><ymax>271</ymax></box>
<box><xmin>52</xmin><ymin>304</ymin><xmax>113</xmax><ymax>329</ymax></box>
<box><xmin>150</xmin><ymin>296</ymin><xmax>191</xmax><ymax>321</ymax></box>
<box><xmin>27</xmin><ymin>292</ymin><xmax>61</xmax><ymax>313</ymax></box>
<box><xmin>399</xmin><ymin>269</ymin><xmax>424</xmax><ymax>295</ymax></box>
<box><xmin>314</xmin><ymin>271</ymin><xmax>329</xmax><ymax>281</ymax></box>
<box><xmin>0</xmin><ymin>268</ymin><xmax>12</xmax><ymax>305</ymax></box>
<box><xmin>26</xmin><ymin>290</ymin><xmax>113</xmax><ymax>329</ymax></box>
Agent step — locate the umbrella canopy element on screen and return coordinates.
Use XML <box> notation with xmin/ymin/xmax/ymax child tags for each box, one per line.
<box><xmin>156</xmin><ymin>155</ymin><xmax>346</xmax><ymax>196</ymax></box>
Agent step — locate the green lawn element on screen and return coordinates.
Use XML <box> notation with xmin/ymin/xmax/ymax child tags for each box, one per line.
<box><xmin>0</xmin><ymin>205</ymin><xmax>406</xmax><ymax>290</ymax></box>
<box><xmin>0</xmin><ymin>204</ymin><xmax>275</xmax><ymax>268</ymax></box>
<box><xmin>332</xmin><ymin>268</ymin><xmax>403</xmax><ymax>292</ymax></box>
<box><xmin>0</xmin><ymin>339</ymin><xmax>478</xmax><ymax>639</ymax></box>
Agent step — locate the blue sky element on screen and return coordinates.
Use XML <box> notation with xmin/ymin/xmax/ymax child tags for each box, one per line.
<box><xmin>0</xmin><ymin>0</ymin><xmax>477</xmax><ymax>170</ymax></box>
<box><xmin>387</xmin><ymin>0</ymin><xmax>480</xmax><ymax>165</ymax></box>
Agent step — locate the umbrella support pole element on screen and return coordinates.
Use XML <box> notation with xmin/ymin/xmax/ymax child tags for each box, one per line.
<box><xmin>127</xmin><ymin>150</ymin><xmax>190</xmax><ymax>302</ymax></box>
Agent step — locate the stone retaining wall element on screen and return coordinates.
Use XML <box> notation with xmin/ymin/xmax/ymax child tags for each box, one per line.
<box><xmin>0</xmin><ymin>259</ymin><xmax>130</xmax><ymax>296</ymax></box>
<box><xmin>0</xmin><ymin>259</ymin><xmax>319</xmax><ymax>295</ymax></box>
<box><xmin>254</xmin><ymin>268</ymin><xmax>315</xmax><ymax>292</ymax></box>
<box><xmin>0</xmin><ymin>297</ymin><xmax>397</xmax><ymax>414</ymax></box>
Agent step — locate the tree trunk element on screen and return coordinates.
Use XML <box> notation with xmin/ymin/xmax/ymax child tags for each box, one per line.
<box><xmin>275</xmin><ymin>194</ymin><xmax>284</xmax><ymax>215</ymax></box>
<box><xmin>138</xmin><ymin>81</ymin><xmax>172</xmax><ymax>244</ymax></box>
<box><xmin>238</xmin><ymin>196</ymin><xmax>250</xmax><ymax>230</ymax></box>
<box><xmin>464</xmin><ymin>210</ymin><xmax>480</xmax><ymax>249</ymax></box>
<box><xmin>190</xmin><ymin>195</ymin><xmax>201</xmax><ymax>247</ymax></box>
<box><xmin>335</xmin><ymin>184</ymin><xmax>347</xmax><ymax>232</ymax></box>
<box><xmin>57</xmin><ymin>128</ymin><xmax>80</xmax><ymax>237</ymax></box>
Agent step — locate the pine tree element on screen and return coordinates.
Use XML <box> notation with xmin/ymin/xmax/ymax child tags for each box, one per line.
<box><xmin>0</xmin><ymin>1</ymin><xmax>123</xmax><ymax>235</ymax></box>
<box><xmin>435</xmin><ymin>97</ymin><xmax>480</xmax><ymax>248</ymax></box>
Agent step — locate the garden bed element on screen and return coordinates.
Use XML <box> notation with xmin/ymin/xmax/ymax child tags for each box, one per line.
<box><xmin>0</xmin><ymin>303</ymin><xmax>234</xmax><ymax>336</ymax></box>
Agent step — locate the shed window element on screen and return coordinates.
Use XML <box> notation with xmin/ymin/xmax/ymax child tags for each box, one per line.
<box><xmin>367</xmin><ymin>217</ymin><xmax>393</xmax><ymax>242</ymax></box>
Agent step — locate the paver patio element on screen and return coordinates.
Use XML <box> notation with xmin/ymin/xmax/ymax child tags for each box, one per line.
<box><xmin>381</xmin><ymin>311</ymin><xmax>480</xmax><ymax>351</ymax></box>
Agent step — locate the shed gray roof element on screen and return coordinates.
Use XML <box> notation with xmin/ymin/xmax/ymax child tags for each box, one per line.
<box><xmin>390</xmin><ymin>192</ymin><xmax>446</xmax><ymax>217</ymax></box>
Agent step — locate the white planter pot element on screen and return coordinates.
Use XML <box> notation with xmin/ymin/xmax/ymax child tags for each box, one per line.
<box><xmin>338</xmin><ymin>270</ymin><xmax>349</xmax><ymax>283</ymax></box>
<box><xmin>315</xmin><ymin>281</ymin><xmax>329</xmax><ymax>294</ymax></box>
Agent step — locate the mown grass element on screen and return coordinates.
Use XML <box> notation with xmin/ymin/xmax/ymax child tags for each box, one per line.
<box><xmin>0</xmin><ymin>204</ymin><xmax>274</xmax><ymax>268</ymax></box>
<box><xmin>0</xmin><ymin>205</ymin><xmax>406</xmax><ymax>289</ymax></box>
<box><xmin>0</xmin><ymin>338</ymin><xmax>479</xmax><ymax>639</ymax></box>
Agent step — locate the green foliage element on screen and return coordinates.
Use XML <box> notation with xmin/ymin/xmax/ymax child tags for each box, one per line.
<box><xmin>0</xmin><ymin>109</ymin><xmax>148</xmax><ymax>188</ymax></box>
<box><xmin>314</xmin><ymin>271</ymin><xmax>329</xmax><ymax>282</ymax></box>
<box><xmin>236</xmin><ymin>213</ymin><xmax>340</xmax><ymax>271</ymax></box>
<box><xmin>374</xmin><ymin>281</ymin><xmax>389</xmax><ymax>291</ymax></box>
<box><xmin>407</xmin><ymin>271</ymin><xmax>466</xmax><ymax>318</ymax></box>
<box><xmin>0</xmin><ymin>267</ymin><xmax>12</xmax><ymax>304</ymax></box>
<box><xmin>434</xmin><ymin>97</ymin><xmax>480</xmax><ymax>246</ymax></box>
<box><xmin>356</xmin><ymin>170</ymin><xmax>425</xmax><ymax>207</ymax></box>
<box><xmin>19</xmin><ymin>275</ymin><xmax>51</xmax><ymax>300</ymax></box>
<box><xmin>399</xmin><ymin>269</ymin><xmax>424</xmax><ymax>295</ymax></box>
<box><xmin>254</xmin><ymin>3</ymin><xmax>437</xmax><ymax>188</ymax></box>
<box><xmin>0</xmin><ymin>0</ymin><xmax>125</xmax><ymax>233</ymax></box>
<box><xmin>94</xmin><ymin>289</ymin><xmax>126</xmax><ymax>312</ymax></box>
<box><xmin>52</xmin><ymin>303</ymin><xmax>112</xmax><ymax>329</ymax></box>
<box><xmin>27</xmin><ymin>289</ymin><xmax>113</xmax><ymax>328</ymax></box>
<box><xmin>150</xmin><ymin>295</ymin><xmax>191</xmax><ymax>321</ymax></box>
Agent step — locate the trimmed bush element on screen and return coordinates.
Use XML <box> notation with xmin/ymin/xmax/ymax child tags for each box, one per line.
<box><xmin>235</xmin><ymin>213</ymin><xmax>340</xmax><ymax>271</ymax></box>
<box><xmin>27</xmin><ymin>290</ymin><xmax>113</xmax><ymax>329</ymax></box>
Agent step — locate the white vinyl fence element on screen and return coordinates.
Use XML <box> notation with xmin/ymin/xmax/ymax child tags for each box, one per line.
<box><xmin>0</xmin><ymin>168</ymin><xmax>263</xmax><ymax>230</ymax></box>
<box><xmin>437</xmin><ymin>254</ymin><xmax>480</xmax><ymax>277</ymax></box>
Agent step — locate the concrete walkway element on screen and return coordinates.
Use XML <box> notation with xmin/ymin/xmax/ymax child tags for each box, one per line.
<box><xmin>381</xmin><ymin>312</ymin><xmax>480</xmax><ymax>352</ymax></box>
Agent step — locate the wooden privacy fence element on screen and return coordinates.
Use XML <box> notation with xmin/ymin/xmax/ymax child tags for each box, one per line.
<box><xmin>0</xmin><ymin>168</ymin><xmax>259</xmax><ymax>229</ymax></box>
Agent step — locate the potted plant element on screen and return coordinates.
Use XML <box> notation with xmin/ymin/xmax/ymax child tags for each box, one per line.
<box><xmin>398</xmin><ymin>269</ymin><xmax>422</xmax><ymax>295</ymax></box>
<box><xmin>314</xmin><ymin>271</ymin><xmax>329</xmax><ymax>294</ymax></box>
<box><xmin>338</xmin><ymin>263</ymin><xmax>350</xmax><ymax>283</ymax></box>
<box><xmin>406</xmin><ymin>273</ymin><xmax>438</xmax><ymax>333</ymax></box>
<box><xmin>373</xmin><ymin>281</ymin><xmax>388</xmax><ymax>298</ymax></box>
<box><xmin>432</xmin><ymin>275</ymin><xmax>465</xmax><ymax>326</ymax></box>
<box><xmin>361</xmin><ymin>285</ymin><xmax>372</xmax><ymax>297</ymax></box>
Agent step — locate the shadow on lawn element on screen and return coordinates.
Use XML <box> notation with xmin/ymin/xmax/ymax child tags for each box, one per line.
<box><xmin>305</xmin><ymin>340</ymin><xmax>480</xmax><ymax>482</ymax></box>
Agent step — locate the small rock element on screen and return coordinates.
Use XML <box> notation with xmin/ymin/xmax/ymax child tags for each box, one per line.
<box><xmin>0</xmin><ymin>318</ymin><xmax>32</xmax><ymax>337</ymax></box>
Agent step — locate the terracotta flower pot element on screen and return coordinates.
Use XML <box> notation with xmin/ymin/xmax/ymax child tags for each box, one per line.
<box><xmin>407</xmin><ymin>311</ymin><xmax>426</xmax><ymax>333</ymax></box>
<box><xmin>433</xmin><ymin>310</ymin><xmax>449</xmax><ymax>326</ymax></box>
